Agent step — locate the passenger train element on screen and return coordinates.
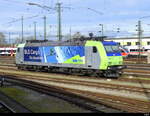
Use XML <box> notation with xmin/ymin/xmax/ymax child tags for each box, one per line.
<box><xmin>109</xmin><ymin>37</ymin><xmax>150</xmax><ymax>56</ymax></box>
<box><xmin>0</xmin><ymin>47</ymin><xmax>17</xmax><ymax>56</ymax></box>
<box><xmin>15</xmin><ymin>38</ymin><xmax>126</xmax><ymax>78</ymax></box>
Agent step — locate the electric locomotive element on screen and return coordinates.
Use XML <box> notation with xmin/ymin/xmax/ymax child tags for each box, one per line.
<box><xmin>15</xmin><ymin>37</ymin><xmax>126</xmax><ymax>78</ymax></box>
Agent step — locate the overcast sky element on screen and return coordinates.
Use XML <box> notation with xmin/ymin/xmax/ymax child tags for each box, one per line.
<box><xmin>1</xmin><ymin>0</ymin><xmax>150</xmax><ymax>38</ymax></box>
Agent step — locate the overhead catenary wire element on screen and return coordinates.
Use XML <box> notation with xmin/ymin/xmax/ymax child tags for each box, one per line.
<box><xmin>6</xmin><ymin>15</ymin><xmax>40</xmax><ymax>24</ymax></box>
<box><xmin>1</xmin><ymin>0</ymin><xmax>26</xmax><ymax>5</ymax></box>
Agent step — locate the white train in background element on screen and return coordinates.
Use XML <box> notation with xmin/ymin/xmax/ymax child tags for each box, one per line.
<box><xmin>123</xmin><ymin>45</ymin><xmax>150</xmax><ymax>56</ymax></box>
<box><xmin>109</xmin><ymin>37</ymin><xmax>150</xmax><ymax>56</ymax></box>
<box><xmin>0</xmin><ymin>47</ymin><xmax>17</xmax><ymax>56</ymax></box>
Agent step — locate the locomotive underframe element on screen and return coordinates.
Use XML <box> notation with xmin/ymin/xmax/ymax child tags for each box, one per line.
<box><xmin>16</xmin><ymin>64</ymin><xmax>123</xmax><ymax>78</ymax></box>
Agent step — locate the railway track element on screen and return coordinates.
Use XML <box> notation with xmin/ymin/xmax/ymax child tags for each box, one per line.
<box><xmin>1</xmin><ymin>56</ymin><xmax>150</xmax><ymax>77</ymax></box>
<box><xmin>0</xmin><ymin>91</ymin><xmax>31</xmax><ymax>113</ymax></box>
<box><xmin>123</xmin><ymin>63</ymin><xmax>150</xmax><ymax>77</ymax></box>
<box><xmin>0</xmin><ymin>57</ymin><xmax>150</xmax><ymax>112</ymax></box>
<box><xmin>0</xmin><ymin>63</ymin><xmax>150</xmax><ymax>86</ymax></box>
<box><xmin>0</xmin><ymin>63</ymin><xmax>150</xmax><ymax>77</ymax></box>
<box><xmin>0</xmin><ymin>102</ymin><xmax>13</xmax><ymax>113</ymax></box>
<box><xmin>0</xmin><ymin>64</ymin><xmax>149</xmax><ymax>86</ymax></box>
<box><xmin>0</xmin><ymin>63</ymin><xmax>150</xmax><ymax>84</ymax></box>
<box><xmin>4</xmin><ymin>72</ymin><xmax>150</xmax><ymax>95</ymax></box>
<box><xmin>124</xmin><ymin>57</ymin><xmax>147</xmax><ymax>64</ymax></box>
<box><xmin>2</xmin><ymin>76</ymin><xmax>122</xmax><ymax>113</ymax></box>
<box><xmin>0</xmin><ymin>68</ymin><xmax>149</xmax><ymax>112</ymax></box>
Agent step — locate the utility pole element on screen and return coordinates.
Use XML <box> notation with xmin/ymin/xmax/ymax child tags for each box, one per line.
<box><xmin>56</xmin><ymin>3</ymin><xmax>62</xmax><ymax>41</ymax></box>
<box><xmin>137</xmin><ymin>20</ymin><xmax>142</xmax><ymax>59</ymax></box>
<box><xmin>99</xmin><ymin>24</ymin><xmax>104</xmax><ymax>37</ymax></box>
<box><xmin>44</xmin><ymin>16</ymin><xmax>47</xmax><ymax>40</ymax></box>
<box><xmin>8</xmin><ymin>32</ymin><xmax>11</xmax><ymax>46</ymax></box>
<box><xmin>27</xmin><ymin>2</ymin><xmax>63</xmax><ymax>41</ymax></box>
<box><xmin>21</xmin><ymin>16</ymin><xmax>24</xmax><ymax>43</ymax></box>
<box><xmin>49</xmin><ymin>25</ymin><xmax>51</xmax><ymax>39</ymax></box>
<box><xmin>34</xmin><ymin>22</ymin><xmax>37</xmax><ymax>40</ymax></box>
<box><xmin>69</xmin><ymin>27</ymin><xmax>72</xmax><ymax>41</ymax></box>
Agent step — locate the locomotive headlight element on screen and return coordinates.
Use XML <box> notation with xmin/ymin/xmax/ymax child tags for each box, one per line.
<box><xmin>118</xmin><ymin>66</ymin><xmax>123</xmax><ymax>69</ymax></box>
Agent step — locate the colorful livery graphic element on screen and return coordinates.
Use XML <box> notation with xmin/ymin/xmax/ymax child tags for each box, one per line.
<box><xmin>24</xmin><ymin>46</ymin><xmax>85</xmax><ymax>64</ymax></box>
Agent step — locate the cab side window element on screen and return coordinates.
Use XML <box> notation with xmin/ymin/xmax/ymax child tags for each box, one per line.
<box><xmin>93</xmin><ymin>47</ymin><xmax>97</xmax><ymax>53</ymax></box>
<box><xmin>17</xmin><ymin>48</ymin><xmax>20</xmax><ymax>52</ymax></box>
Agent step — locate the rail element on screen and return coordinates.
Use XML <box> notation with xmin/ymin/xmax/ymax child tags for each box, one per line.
<box><xmin>1</xmin><ymin>75</ymin><xmax>122</xmax><ymax>113</ymax></box>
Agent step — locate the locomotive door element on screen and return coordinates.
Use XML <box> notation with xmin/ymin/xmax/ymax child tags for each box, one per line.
<box><xmin>86</xmin><ymin>46</ymin><xmax>99</xmax><ymax>68</ymax></box>
<box><xmin>91</xmin><ymin>46</ymin><xmax>100</xmax><ymax>69</ymax></box>
<box><xmin>85</xmin><ymin>47</ymin><xmax>92</xmax><ymax>67</ymax></box>
<box><xmin>16</xmin><ymin>47</ymin><xmax>24</xmax><ymax>64</ymax></box>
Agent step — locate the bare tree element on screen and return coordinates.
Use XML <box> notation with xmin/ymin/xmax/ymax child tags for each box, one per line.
<box><xmin>14</xmin><ymin>36</ymin><xmax>34</xmax><ymax>44</ymax></box>
<box><xmin>72</xmin><ymin>32</ymin><xmax>82</xmax><ymax>38</ymax></box>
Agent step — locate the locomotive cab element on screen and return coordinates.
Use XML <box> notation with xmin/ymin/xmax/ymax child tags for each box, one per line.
<box><xmin>15</xmin><ymin>43</ymin><xmax>25</xmax><ymax>66</ymax></box>
<box><xmin>102</xmin><ymin>41</ymin><xmax>126</xmax><ymax>77</ymax></box>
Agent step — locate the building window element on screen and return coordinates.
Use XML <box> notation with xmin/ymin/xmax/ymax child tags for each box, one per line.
<box><xmin>127</xmin><ymin>42</ymin><xmax>131</xmax><ymax>46</ymax></box>
<box><xmin>147</xmin><ymin>42</ymin><xmax>150</xmax><ymax>45</ymax></box>
<box><xmin>136</xmin><ymin>42</ymin><xmax>140</xmax><ymax>45</ymax></box>
<box><xmin>118</xmin><ymin>43</ymin><xmax>121</xmax><ymax>45</ymax></box>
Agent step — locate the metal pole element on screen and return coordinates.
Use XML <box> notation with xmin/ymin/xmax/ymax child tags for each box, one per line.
<box><xmin>99</xmin><ymin>24</ymin><xmax>103</xmax><ymax>37</ymax></box>
<box><xmin>101</xmin><ymin>24</ymin><xmax>104</xmax><ymax>37</ymax></box>
<box><xmin>69</xmin><ymin>27</ymin><xmax>72</xmax><ymax>41</ymax></box>
<box><xmin>49</xmin><ymin>25</ymin><xmax>51</xmax><ymax>39</ymax></box>
<box><xmin>138</xmin><ymin>20</ymin><xmax>142</xmax><ymax>60</ymax></box>
<box><xmin>21</xmin><ymin>16</ymin><xmax>24</xmax><ymax>43</ymax></box>
<box><xmin>44</xmin><ymin>16</ymin><xmax>47</xmax><ymax>40</ymax></box>
<box><xmin>57</xmin><ymin>3</ymin><xmax>62</xmax><ymax>41</ymax></box>
<box><xmin>34</xmin><ymin>22</ymin><xmax>37</xmax><ymax>40</ymax></box>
